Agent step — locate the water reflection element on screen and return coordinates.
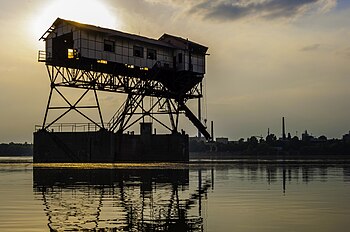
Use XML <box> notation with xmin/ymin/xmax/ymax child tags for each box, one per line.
<box><xmin>243</xmin><ymin>163</ymin><xmax>336</xmax><ymax>181</ymax></box>
<box><xmin>33</xmin><ymin>168</ymin><xmax>212</xmax><ymax>232</ymax></box>
<box><xmin>212</xmin><ymin>162</ymin><xmax>350</xmax><ymax>194</ymax></box>
<box><xmin>31</xmin><ymin>162</ymin><xmax>350</xmax><ymax>232</ymax></box>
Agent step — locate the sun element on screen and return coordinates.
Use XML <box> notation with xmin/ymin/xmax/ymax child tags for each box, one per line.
<box><xmin>33</xmin><ymin>0</ymin><xmax>120</xmax><ymax>43</ymax></box>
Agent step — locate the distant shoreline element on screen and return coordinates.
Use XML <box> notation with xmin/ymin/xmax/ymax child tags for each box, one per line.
<box><xmin>1</xmin><ymin>155</ymin><xmax>350</xmax><ymax>166</ymax></box>
<box><xmin>0</xmin><ymin>143</ymin><xmax>33</xmax><ymax>157</ymax></box>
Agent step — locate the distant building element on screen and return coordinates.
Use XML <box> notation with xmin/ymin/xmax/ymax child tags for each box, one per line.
<box><xmin>302</xmin><ymin>130</ymin><xmax>315</xmax><ymax>142</ymax></box>
<box><xmin>216</xmin><ymin>137</ymin><xmax>229</xmax><ymax>144</ymax></box>
<box><xmin>317</xmin><ymin>135</ymin><xmax>328</xmax><ymax>142</ymax></box>
<box><xmin>189</xmin><ymin>136</ymin><xmax>206</xmax><ymax>143</ymax></box>
<box><xmin>343</xmin><ymin>131</ymin><xmax>350</xmax><ymax>143</ymax></box>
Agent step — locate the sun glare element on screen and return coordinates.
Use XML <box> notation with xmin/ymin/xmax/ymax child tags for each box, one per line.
<box><xmin>33</xmin><ymin>0</ymin><xmax>120</xmax><ymax>44</ymax></box>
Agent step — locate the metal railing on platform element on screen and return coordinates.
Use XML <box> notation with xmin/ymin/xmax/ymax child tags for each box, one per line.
<box><xmin>35</xmin><ymin>123</ymin><xmax>111</xmax><ymax>133</ymax></box>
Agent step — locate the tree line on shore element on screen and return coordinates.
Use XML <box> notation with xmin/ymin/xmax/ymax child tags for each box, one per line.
<box><xmin>0</xmin><ymin>143</ymin><xmax>33</xmax><ymax>156</ymax></box>
<box><xmin>190</xmin><ymin>134</ymin><xmax>350</xmax><ymax>156</ymax></box>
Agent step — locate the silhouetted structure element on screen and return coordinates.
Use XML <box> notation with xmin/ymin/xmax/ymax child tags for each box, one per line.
<box><xmin>34</xmin><ymin>18</ymin><xmax>211</xmax><ymax>162</ymax></box>
<box><xmin>343</xmin><ymin>131</ymin><xmax>350</xmax><ymax>143</ymax></box>
<box><xmin>282</xmin><ymin>117</ymin><xmax>286</xmax><ymax>140</ymax></box>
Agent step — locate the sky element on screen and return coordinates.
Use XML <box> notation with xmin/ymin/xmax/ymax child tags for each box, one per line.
<box><xmin>0</xmin><ymin>0</ymin><xmax>349</xmax><ymax>143</ymax></box>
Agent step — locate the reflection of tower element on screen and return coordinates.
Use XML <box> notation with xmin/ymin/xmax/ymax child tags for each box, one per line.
<box><xmin>33</xmin><ymin>168</ymin><xmax>213</xmax><ymax>231</ymax></box>
<box><xmin>343</xmin><ymin>166</ymin><xmax>350</xmax><ymax>182</ymax></box>
<box><xmin>302</xmin><ymin>166</ymin><xmax>310</xmax><ymax>183</ymax></box>
<box><xmin>282</xmin><ymin>166</ymin><xmax>286</xmax><ymax>194</ymax></box>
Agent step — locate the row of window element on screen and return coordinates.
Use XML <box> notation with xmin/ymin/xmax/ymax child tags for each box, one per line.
<box><xmin>104</xmin><ymin>40</ymin><xmax>157</xmax><ymax>60</ymax></box>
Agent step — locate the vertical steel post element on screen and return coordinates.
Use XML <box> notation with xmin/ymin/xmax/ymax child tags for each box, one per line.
<box><xmin>198</xmin><ymin>97</ymin><xmax>201</xmax><ymax>138</ymax></box>
<box><xmin>42</xmin><ymin>86</ymin><xmax>54</xmax><ymax>129</ymax></box>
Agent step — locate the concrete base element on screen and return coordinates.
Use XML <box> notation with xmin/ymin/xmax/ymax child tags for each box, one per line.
<box><xmin>33</xmin><ymin>129</ymin><xmax>189</xmax><ymax>163</ymax></box>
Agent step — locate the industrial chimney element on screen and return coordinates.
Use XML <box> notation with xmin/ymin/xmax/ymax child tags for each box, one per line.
<box><xmin>282</xmin><ymin>117</ymin><xmax>286</xmax><ymax>140</ymax></box>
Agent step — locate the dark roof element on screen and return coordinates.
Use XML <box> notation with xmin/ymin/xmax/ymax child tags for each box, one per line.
<box><xmin>41</xmin><ymin>18</ymin><xmax>208</xmax><ymax>52</ymax></box>
<box><xmin>159</xmin><ymin>34</ymin><xmax>208</xmax><ymax>54</ymax></box>
<box><xmin>46</xmin><ymin>18</ymin><xmax>174</xmax><ymax>48</ymax></box>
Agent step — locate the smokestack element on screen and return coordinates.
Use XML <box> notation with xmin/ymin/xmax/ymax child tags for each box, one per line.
<box><xmin>282</xmin><ymin>117</ymin><xmax>286</xmax><ymax>140</ymax></box>
<box><xmin>211</xmin><ymin>121</ymin><xmax>214</xmax><ymax>142</ymax></box>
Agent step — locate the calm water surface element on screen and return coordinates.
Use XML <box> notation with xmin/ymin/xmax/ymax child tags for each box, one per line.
<box><xmin>0</xmin><ymin>158</ymin><xmax>350</xmax><ymax>232</ymax></box>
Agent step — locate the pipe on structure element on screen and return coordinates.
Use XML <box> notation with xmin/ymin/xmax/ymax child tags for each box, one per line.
<box><xmin>198</xmin><ymin>97</ymin><xmax>201</xmax><ymax>138</ymax></box>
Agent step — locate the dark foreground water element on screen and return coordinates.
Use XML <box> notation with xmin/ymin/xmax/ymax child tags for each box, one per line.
<box><xmin>0</xmin><ymin>158</ymin><xmax>350</xmax><ymax>232</ymax></box>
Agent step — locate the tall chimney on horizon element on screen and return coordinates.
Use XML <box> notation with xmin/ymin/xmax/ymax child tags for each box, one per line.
<box><xmin>282</xmin><ymin>117</ymin><xmax>286</xmax><ymax>140</ymax></box>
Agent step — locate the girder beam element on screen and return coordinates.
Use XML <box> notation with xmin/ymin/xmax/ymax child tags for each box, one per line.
<box><xmin>42</xmin><ymin>65</ymin><xmax>211</xmax><ymax>141</ymax></box>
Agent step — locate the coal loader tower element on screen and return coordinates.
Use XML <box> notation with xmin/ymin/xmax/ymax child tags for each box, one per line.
<box><xmin>34</xmin><ymin>18</ymin><xmax>211</xmax><ymax>162</ymax></box>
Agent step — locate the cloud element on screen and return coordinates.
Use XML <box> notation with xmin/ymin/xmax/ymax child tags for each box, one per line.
<box><xmin>317</xmin><ymin>0</ymin><xmax>337</xmax><ymax>12</ymax></box>
<box><xmin>301</xmin><ymin>43</ymin><xmax>321</xmax><ymax>51</ymax></box>
<box><xmin>147</xmin><ymin>0</ymin><xmax>338</xmax><ymax>22</ymax></box>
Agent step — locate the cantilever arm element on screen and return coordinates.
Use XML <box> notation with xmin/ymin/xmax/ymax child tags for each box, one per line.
<box><xmin>178</xmin><ymin>101</ymin><xmax>211</xmax><ymax>140</ymax></box>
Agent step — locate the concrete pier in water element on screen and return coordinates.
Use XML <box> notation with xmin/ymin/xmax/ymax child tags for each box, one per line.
<box><xmin>34</xmin><ymin>126</ymin><xmax>189</xmax><ymax>163</ymax></box>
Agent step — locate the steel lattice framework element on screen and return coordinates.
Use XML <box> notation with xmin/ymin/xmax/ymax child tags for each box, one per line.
<box><xmin>41</xmin><ymin>64</ymin><xmax>210</xmax><ymax>139</ymax></box>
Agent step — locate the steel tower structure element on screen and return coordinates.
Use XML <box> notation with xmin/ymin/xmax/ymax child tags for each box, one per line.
<box><xmin>38</xmin><ymin>18</ymin><xmax>211</xmax><ymax>140</ymax></box>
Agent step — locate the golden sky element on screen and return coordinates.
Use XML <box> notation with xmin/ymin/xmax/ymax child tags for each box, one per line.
<box><xmin>0</xmin><ymin>0</ymin><xmax>349</xmax><ymax>142</ymax></box>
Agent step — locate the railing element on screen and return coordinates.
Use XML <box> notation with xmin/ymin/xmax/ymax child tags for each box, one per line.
<box><xmin>35</xmin><ymin>123</ymin><xmax>111</xmax><ymax>133</ymax></box>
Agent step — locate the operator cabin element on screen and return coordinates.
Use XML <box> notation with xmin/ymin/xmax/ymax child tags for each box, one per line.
<box><xmin>40</xmin><ymin>18</ymin><xmax>208</xmax><ymax>83</ymax></box>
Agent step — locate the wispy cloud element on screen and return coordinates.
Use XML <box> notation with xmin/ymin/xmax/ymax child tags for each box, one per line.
<box><xmin>301</xmin><ymin>44</ymin><xmax>321</xmax><ymax>51</ymax></box>
<box><xmin>144</xmin><ymin>0</ymin><xmax>338</xmax><ymax>22</ymax></box>
<box><xmin>193</xmin><ymin>0</ymin><xmax>338</xmax><ymax>21</ymax></box>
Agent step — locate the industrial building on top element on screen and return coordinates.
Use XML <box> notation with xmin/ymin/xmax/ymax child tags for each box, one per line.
<box><xmin>40</xmin><ymin>18</ymin><xmax>207</xmax><ymax>94</ymax></box>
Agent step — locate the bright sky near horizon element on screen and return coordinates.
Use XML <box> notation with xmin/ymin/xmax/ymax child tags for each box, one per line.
<box><xmin>0</xmin><ymin>0</ymin><xmax>349</xmax><ymax>143</ymax></box>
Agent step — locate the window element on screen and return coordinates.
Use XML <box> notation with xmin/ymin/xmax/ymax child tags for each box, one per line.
<box><xmin>104</xmin><ymin>40</ymin><xmax>115</xmax><ymax>52</ymax></box>
<box><xmin>178</xmin><ymin>53</ymin><xmax>183</xmax><ymax>63</ymax></box>
<box><xmin>133</xmin><ymin>46</ymin><xmax>144</xmax><ymax>58</ymax></box>
<box><xmin>147</xmin><ymin>49</ymin><xmax>157</xmax><ymax>60</ymax></box>
<box><xmin>97</xmin><ymin>59</ymin><xmax>108</xmax><ymax>64</ymax></box>
<box><xmin>67</xmin><ymin>49</ymin><xmax>77</xmax><ymax>59</ymax></box>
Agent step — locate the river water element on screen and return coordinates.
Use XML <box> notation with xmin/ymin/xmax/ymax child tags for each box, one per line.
<box><xmin>0</xmin><ymin>157</ymin><xmax>349</xmax><ymax>232</ymax></box>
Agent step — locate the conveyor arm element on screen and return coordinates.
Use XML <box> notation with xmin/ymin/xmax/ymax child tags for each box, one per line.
<box><xmin>179</xmin><ymin>102</ymin><xmax>211</xmax><ymax>140</ymax></box>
